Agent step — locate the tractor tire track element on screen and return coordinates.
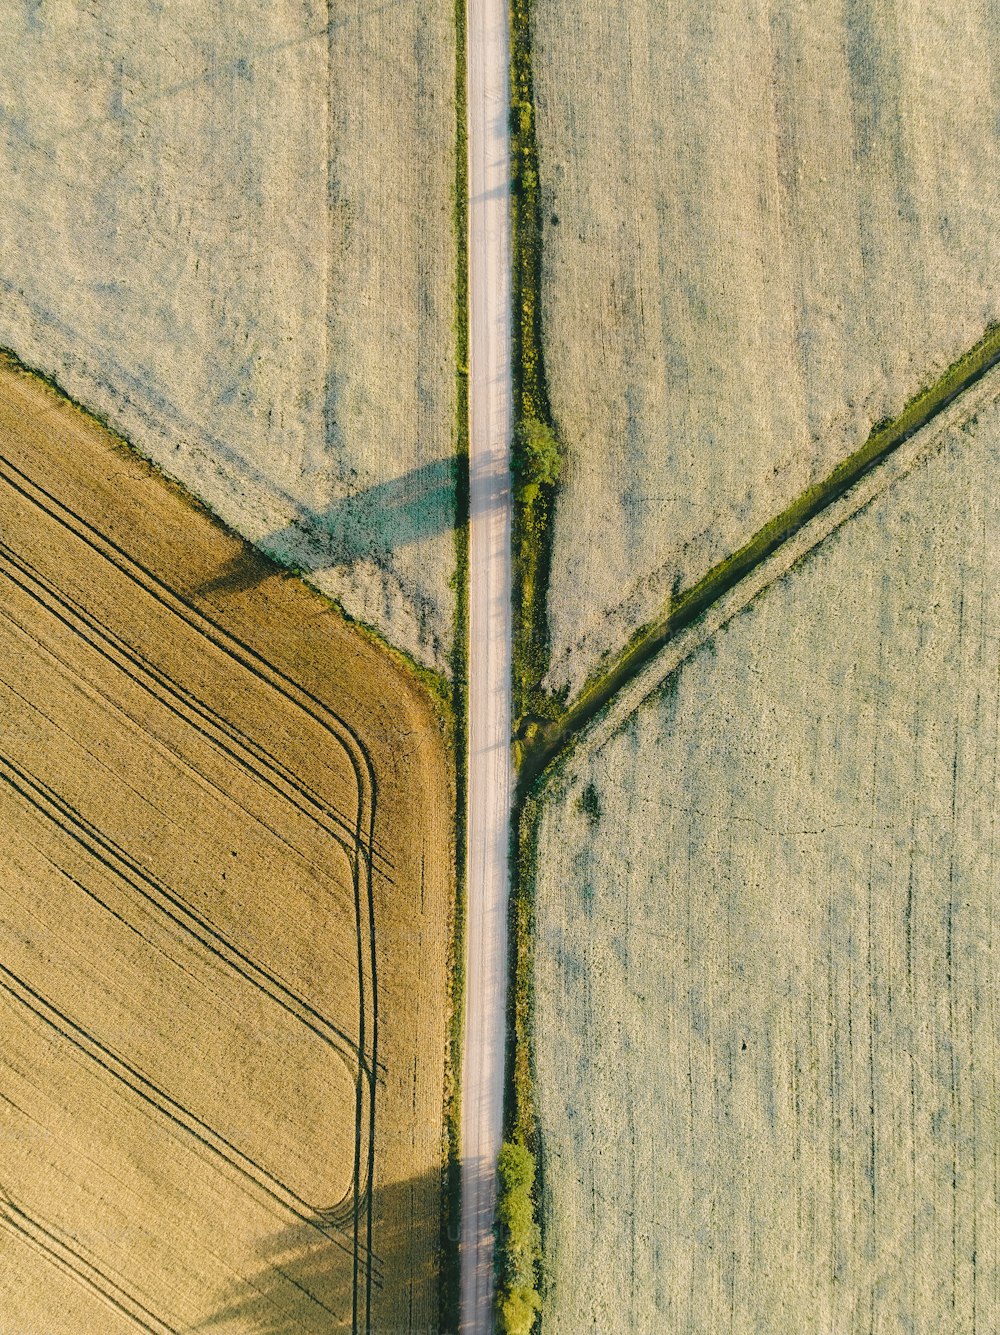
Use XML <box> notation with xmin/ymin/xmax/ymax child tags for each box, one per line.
<box><xmin>0</xmin><ymin>752</ymin><xmax>366</xmax><ymax>1080</ymax></box>
<box><xmin>0</xmin><ymin>1192</ymin><xmax>178</xmax><ymax>1335</ymax></box>
<box><xmin>0</xmin><ymin>537</ymin><xmax>394</xmax><ymax>872</ymax></box>
<box><xmin>0</xmin><ymin>641</ymin><xmax>356</xmax><ymax>898</ymax></box>
<box><xmin>0</xmin><ymin>447</ymin><xmax>382</xmax><ymax>1330</ymax></box>
<box><xmin>0</xmin><ymin>963</ymin><xmax>360</xmax><ymax>1252</ymax></box>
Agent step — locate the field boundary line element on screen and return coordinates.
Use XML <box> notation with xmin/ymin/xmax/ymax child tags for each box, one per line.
<box><xmin>518</xmin><ymin>320</ymin><xmax>1000</xmax><ymax>791</ymax></box>
<box><xmin>571</xmin><ymin>361</ymin><xmax>1000</xmax><ymax>767</ymax></box>
<box><xmin>509</xmin><ymin>0</ymin><xmax>561</xmax><ymax>726</ymax></box>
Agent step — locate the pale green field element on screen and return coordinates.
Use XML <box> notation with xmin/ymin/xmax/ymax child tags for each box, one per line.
<box><xmin>532</xmin><ymin>0</ymin><xmax>1000</xmax><ymax>693</ymax></box>
<box><xmin>0</xmin><ymin>1</ymin><xmax>458</xmax><ymax>671</ymax></box>
<box><xmin>533</xmin><ymin>388</ymin><xmax>1000</xmax><ymax>1331</ymax></box>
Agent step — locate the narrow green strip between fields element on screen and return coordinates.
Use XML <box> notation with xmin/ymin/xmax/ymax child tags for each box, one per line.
<box><xmin>498</xmin><ymin>789</ymin><xmax>544</xmax><ymax>1334</ymax></box>
<box><xmin>516</xmin><ymin>320</ymin><xmax>1000</xmax><ymax>796</ymax></box>
<box><xmin>510</xmin><ymin>0</ymin><xmax>562</xmax><ymax>727</ymax></box>
<box><xmin>440</xmin><ymin>0</ymin><xmax>470</xmax><ymax>1321</ymax></box>
<box><xmin>495</xmin><ymin>0</ymin><xmax>554</xmax><ymax>1327</ymax></box>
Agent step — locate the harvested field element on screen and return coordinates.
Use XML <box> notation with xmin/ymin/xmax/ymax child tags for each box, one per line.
<box><xmin>533</xmin><ymin>387</ymin><xmax>1000</xmax><ymax>1331</ymax></box>
<box><xmin>0</xmin><ymin>359</ymin><xmax>453</xmax><ymax>1332</ymax></box>
<box><xmin>532</xmin><ymin>0</ymin><xmax>1000</xmax><ymax>692</ymax></box>
<box><xmin>0</xmin><ymin>0</ymin><xmax>458</xmax><ymax>671</ymax></box>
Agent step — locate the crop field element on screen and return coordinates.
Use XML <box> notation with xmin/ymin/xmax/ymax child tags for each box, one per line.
<box><xmin>0</xmin><ymin>0</ymin><xmax>458</xmax><ymax>673</ymax></box>
<box><xmin>532</xmin><ymin>385</ymin><xmax>1000</xmax><ymax>1331</ymax></box>
<box><xmin>0</xmin><ymin>359</ymin><xmax>453</xmax><ymax>1332</ymax></box>
<box><xmin>530</xmin><ymin>0</ymin><xmax>1000</xmax><ymax>693</ymax></box>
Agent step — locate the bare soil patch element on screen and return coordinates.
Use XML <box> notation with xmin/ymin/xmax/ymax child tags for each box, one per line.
<box><xmin>0</xmin><ymin>358</ymin><xmax>453</xmax><ymax>1332</ymax></box>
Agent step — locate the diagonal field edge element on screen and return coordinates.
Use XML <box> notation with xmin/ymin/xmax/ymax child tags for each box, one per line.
<box><xmin>518</xmin><ymin>321</ymin><xmax>1000</xmax><ymax>793</ymax></box>
<box><xmin>573</xmin><ymin>362</ymin><xmax>1000</xmax><ymax>770</ymax></box>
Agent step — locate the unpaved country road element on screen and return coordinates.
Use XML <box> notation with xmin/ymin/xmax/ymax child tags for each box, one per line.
<box><xmin>461</xmin><ymin>0</ymin><xmax>513</xmax><ymax>1322</ymax></box>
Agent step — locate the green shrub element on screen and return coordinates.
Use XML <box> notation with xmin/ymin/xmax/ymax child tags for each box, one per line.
<box><xmin>501</xmin><ymin>1287</ymin><xmax>542</xmax><ymax>1335</ymax></box>
<box><xmin>496</xmin><ymin>1139</ymin><xmax>542</xmax><ymax>1333</ymax></box>
<box><xmin>516</xmin><ymin>416</ymin><xmax>561</xmax><ymax>488</ymax></box>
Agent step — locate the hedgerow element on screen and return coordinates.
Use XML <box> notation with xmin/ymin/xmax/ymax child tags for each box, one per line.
<box><xmin>496</xmin><ymin>1138</ymin><xmax>542</xmax><ymax>1334</ymax></box>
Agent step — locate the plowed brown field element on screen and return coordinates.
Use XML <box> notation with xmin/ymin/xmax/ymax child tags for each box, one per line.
<box><xmin>0</xmin><ymin>356</ymin><xmax>453</xmax><ymax>1333</ymax></box>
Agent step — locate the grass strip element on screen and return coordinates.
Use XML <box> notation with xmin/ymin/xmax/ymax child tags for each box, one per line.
<box><xmin>508</xmin><ymin>796</ymin><xmax>539</xmax><ymax>1149</ymax></box>
<box><xmin>518</xmin><ymin>320</ymin><xmax>1000</xmax><ymax>794</ymax></box>
<box><xmin>499</xmin><ymin>2</ymin><xmax>556</xmax><ymax>1326</ymax></box>
<box><xmin>495</xmin><ymin>1137</ymin><xmax>543</xmax><ymax>1335</ymax></box>
<box><xmin>497</xmin><ymin>791</ymin><xmax>543</xmax><ymax>1332</ymax></box>
<box><xmin>510</xmin><ymin>0</ymin><xmax>561</xmax><ymax>725</ymax></box>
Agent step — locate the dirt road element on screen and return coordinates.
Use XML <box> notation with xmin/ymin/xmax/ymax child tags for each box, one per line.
<box><xmin>461</xmin><ymin>0</ymin><xmax>514</xmax><ymax>1323</ymax></box>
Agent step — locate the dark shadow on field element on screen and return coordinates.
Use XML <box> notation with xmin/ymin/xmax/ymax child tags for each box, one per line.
<box><xmin>272</xmin><ymin>457</ymin><xmax>459</xmax><ymax>568</ymax></box>
<box><xmin>196</xmin><ymin>456</ymin><xmax>465</xmax><ymax>599</ymax></box>
<box><xmin>192</xmin><ymin>1169</ymin><xmax>450</xmax><ymax>1334</ymax></box>
<box><xmin>196</xmin><ymin>547</ymin><xmax>288</xmax><ymax>597</ymax></box>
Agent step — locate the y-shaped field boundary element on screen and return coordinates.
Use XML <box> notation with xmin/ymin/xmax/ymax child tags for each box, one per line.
<box><xmin>516</xmin><ymin>320</ymin><xmax>1000</xmax><ymax>795</ymax></box>
<box><xmin>503</xmin><ymin>322</ymin><xmax>1000</xmax><ymax>1335</ymax></box>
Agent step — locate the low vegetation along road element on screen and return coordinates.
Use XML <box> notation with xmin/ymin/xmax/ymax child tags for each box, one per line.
<box><xmin>461</xmin><ymin>0</ymin><xmax>514</xmax><ymax>1324</ymax></box>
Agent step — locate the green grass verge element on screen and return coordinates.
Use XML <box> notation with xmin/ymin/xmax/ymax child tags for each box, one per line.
<box><xmin>440</xmin><ymin>0</ymin><xmax>470</xmax><ymax>1319</ymax></box>
<box><xmin>518</xmin><ymin>319</ymin><xmax>1000</xmax><ymax>794</ymax></box>
<box><xmin>496</xmin><ymin>1137</ymin><xmax>543</xmax><ymax>1335</ymax></box>
<box><xmin>500</xmin><ymin>0</ymin><xmax>555</xmax><ymax>1325</ymax></box>
<box><xmin>497</xmin><ymin>792</ymin><xmax>543</xmax><ymax>1333</ymax></box>
<box><xmin>508</xmin><ymin>796</ymin><xmax>539</xmax><ymax>1148</ymax></box>
<box><xmin>510</xmin><ymin>0</ymin><xmax>561</xmax><ymax>728</ymax></box>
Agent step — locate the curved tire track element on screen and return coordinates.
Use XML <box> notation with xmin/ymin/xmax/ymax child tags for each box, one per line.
<box><xmin>0</xmin><ymin>449</ymin><xmax>384</xmax><ymax>1331</ymax></box>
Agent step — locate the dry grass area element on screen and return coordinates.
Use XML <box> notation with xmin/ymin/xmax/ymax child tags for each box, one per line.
<box><xmin>532</xmin><ymin>0</ymin><xmax>1000</xmax><ymax>693</ymax></box>
<box><xmin>533</xmin><ymin>388</ymin><xmax>1000</xmax><ymax>1331</ymax></box>
<box><xmin>0</xmin><ymin>1</ymin><xmax>458</xmax><ymax>672</ymax></box>
<box><xmin>0</xmin><ymin>359</ymin><xmax>453</xmax><ymax>1333</ymax></box>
